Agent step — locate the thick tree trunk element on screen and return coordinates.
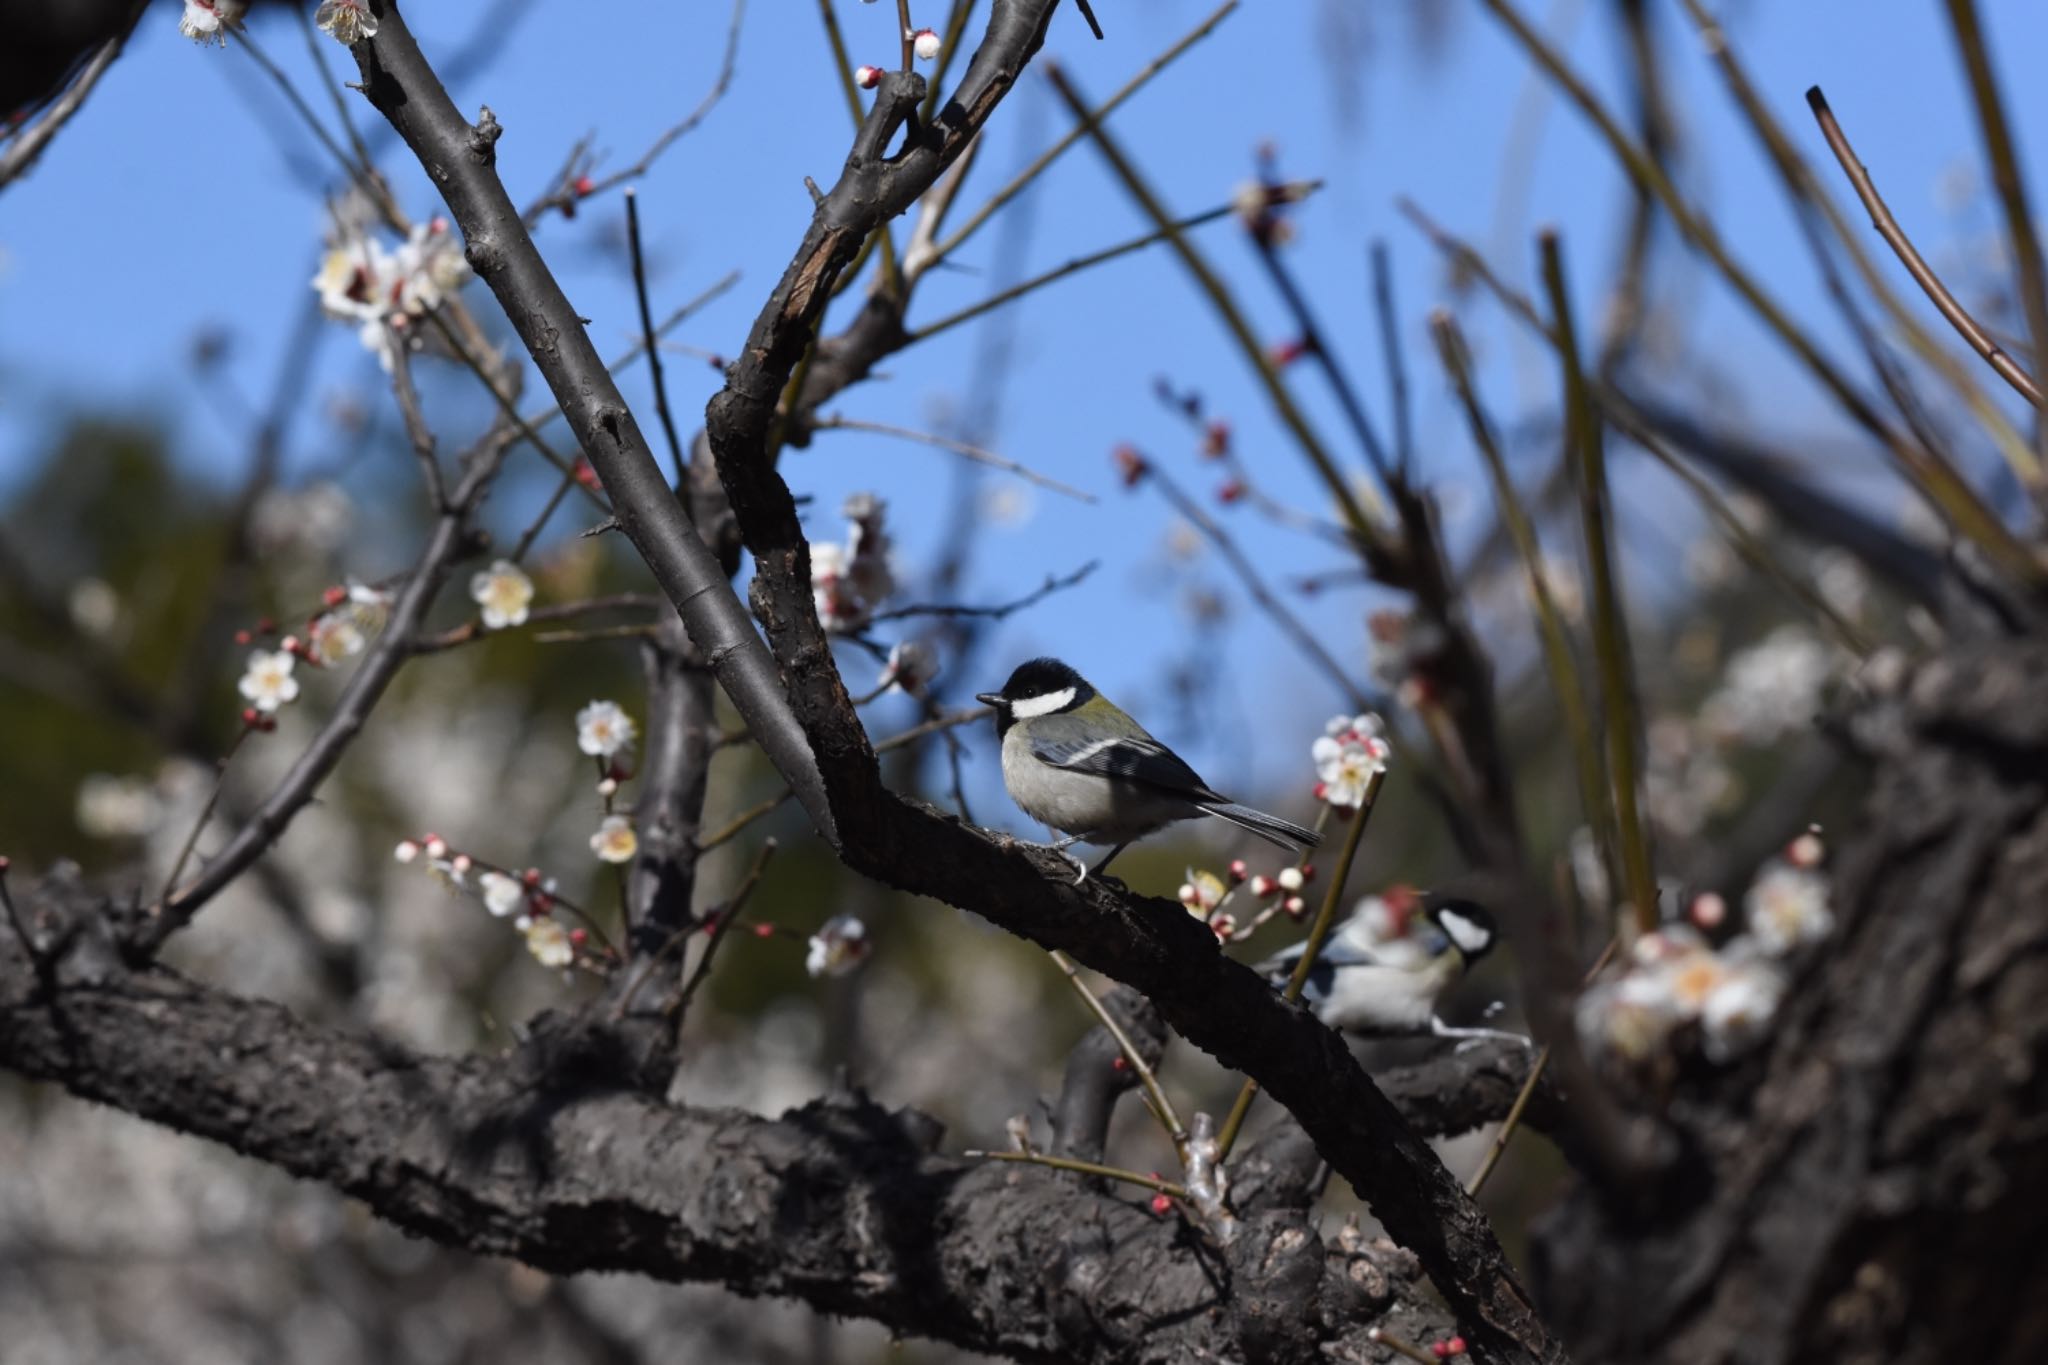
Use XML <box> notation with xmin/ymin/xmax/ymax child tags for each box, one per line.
<box><xmin>1533</xmin><ymin>641</ymin><xmax>2048</xmax><ymax>1363</ymax></box>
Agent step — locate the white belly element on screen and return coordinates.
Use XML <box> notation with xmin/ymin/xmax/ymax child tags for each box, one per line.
<box><xmin>1000</xmin><ymin>728</ymin><xmax>1194</xmax><ymax>842</ymax></box>
<box><xmin>1315</xmin><ymin>956</ymin><xmax>1457</xmax><ymax>1034</ymax></box>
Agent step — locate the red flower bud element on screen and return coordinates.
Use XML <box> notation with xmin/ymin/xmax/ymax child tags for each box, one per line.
<box><xmin>240</xmin><ymin>707</ymin><xmax>262</xmax><ymax>728</ymax></box>
<box><xmin>522</xmin><ymin>867</ymin><xmax>543</xmax><ymax>888</ymax></box>
<box><xmin>1112</xmin><ymin>442</ymin><xmax>1149</xmax><ymax>488</ymax></box>
<box><xmin>753</xmin><ymin>923</ymin><xmax>775</xmax><ymax>938</ymax></box>
<box><xmin>322</xmin><ymin>585</ymin><xmax>348</xmax><ymax>608</ymax></box>
<box><xmin>1432</xmin><ymin>1344</ymin><xmax>1451</xmax><ymax>1360</ymax></box>
<box><xmin>1111</xmin><ymin>1056</ymin><xmax>1127</xmax><ymax>1072</ymax></box>
<box><xmin>1228</xmin><ymin>859</ymin><xmax>1249</xmax><ymax>882</ymax></box>
<box><xmin>234</xmin><ymin>629</ymin><xmax>252</xmax><ymax>645</ymax></box>
<box><xmin>573</xmin><ymin>175</ymin><xmax>595</xmax><ymax>196</ymax></box>
<box><xmin>569</xmin><ymin>928</ymin><xmax>588</xmax><ymax>946</ymax></box>
<box><xmin>1150</xmin><ymin>1192</ymin><xmax>1173</xmax><ymax>1216</ymax></box>
<box><xmin>1201</xmin><ymin>419</ymin><xmax>1231</xmax><ymax>458</ymax></box>
<box><xmin>1447</xmin><ymin>1337</ymin><xmax>1468</xmax><ymax>1357</ymax></box>
<box><xmin>0</xmin><ymin>856</ymin><xmax>10</xmax><ymax>873</ymax></box>
<box><xmin>1298</xmin><ymin>863</ymin><xmax>1316</xmax><ymax>882</ymax></box>
<box><xmin>1269</xmin><ymin>337</ymin><xmax>1309</xmax><ymax>367</ymax></box>
<box><xmin>1217</xmin><ymin>480</ymin><xmax>1245</xmax><ymax>505</ymax></box>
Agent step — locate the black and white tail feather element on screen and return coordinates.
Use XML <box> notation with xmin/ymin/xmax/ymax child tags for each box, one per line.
<box><xmin>1195</xmin><ymin>801</ymin><xmax>1320</xmax><ymax>852</ymax></box>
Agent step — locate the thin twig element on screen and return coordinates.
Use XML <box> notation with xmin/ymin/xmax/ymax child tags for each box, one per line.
<box><xmin>661</xmin><ymin>837</ymin><xmax>778</xmax><ymax>1020</ymax></box>
<box><xmin>1048</xmin><ymin>949</ymin><xmax>1188</xmax><ymax>1161</ymax></box>
<box><xmin>1247</xmin><ymin>229</ymin><xmax>1392</xmax><ymax>486</ymax></box>
<box><xmin>869</xmin><ymin>560</ymin><xmax>1098</xmax><ymax>622</ymax></box>
<box><xmin>1047</xmin><ymin>64</ymin><xmax>1393</xmax><ymax>562</ymax></box>
<box><xmin>409</xmin><ymin>594</ymin><xmax>665</xmax><ymax>654</ymax></box>
<box><xmin>1806</xmin><ymin>87</ymin><xmax>2042</xmax><ymax>409</ymax></box>
<box><xmin>509</xmin><ymin>467</ymin><xmax>581</xmax><ymax>564</ymax></box>
<box><xmin>1942</xmin><ymin>0</ymin><xmax>2048</xmax><ymax>471</ymax></box>
<box><xmin>517</xmin><ymin>271</ymin><xmax>741</xmax><ymax>439</ymax></box>
<box><xmin>811</xmin><ymin>414</ymin><xmax>1096</xmax><ymax>502</ymax></box>
<box><xmin>930</xmin><ymin>0</ymin><xmax>1239</xmax><ymax>264</ymax></box>
<box><xmin>1145</xmin><ymin>465</ymin><xmax>1374</xmax><ymax>712</ymax></box>
<box><xmin>1541</xmin><ymin>232</ymin><xmax>1657</xmax><ymax>937</ymax></box>
<box><xmin>423</xmin><ymin>310</ymin><xmax>609</xmax><ymax>508</ymax></box>
<box><xmin>1372</xmin><ymin>241</ymin><xmax>1416</xmax><ymax>482</ymax></box>
<box><xmin>912</xmin><ymin>198</ymin><xmax>1299</xmax><ymax>345</ymax></box>
<box><xmin>387</xmin><ymin>332</ymin><xmax>448</xmax><ymax>510</ymax></box>
<box><xmin>1432</xmin><ymin>312</ymin><xmax>1619</xmax><ymax>916</ymax></box>
<box><xmin>1215</xmin><ymin>768</ymin><xmax>1384</xmax><ymax>1162</ymax></box>
<box><xmin>159</xmin><ymin>729</ymin><xmax>251</xmax><ymax>908</ymax></box>
<box><xmin>818</xmin><ymin>0</ymin><xmax>901</xmax><ymax>298</ymax></box>
<box><xmin>694</xmin><ymin>707</ymin><xmax>987</xmax><ymax>850</ymax></box>
<box><xmin>959</xmin><ymin>1149</ymin><xmax>1187</xmax><ymax>1198</ymax></box>
<box><xmin>1673</xmin><ymin>0</ymin><xmax>2040</xmax><ymax>492</ymax></box>
<box><xmin>1464</xmin><ymin>1045</ymin><xmax>1550</xmax><ymax>1197</ymax></box>
<box><xmin>1475</xmin><ymin>0</ymin><xmax>2043</xmax><ymax>588</ymax></box>
<box><xmin>0</xmin><ymin>10</ymin><xmax>139</xmax><ymax>191</ymax></box>
<box><xmin>623</xmin><ymin>190</ymin><xmax>689</xmax><ymax>485</ymax></box>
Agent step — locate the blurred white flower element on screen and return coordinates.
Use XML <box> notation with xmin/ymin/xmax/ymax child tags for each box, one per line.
<box><xmin>468</xmin><ymin>559</ymin><xmax>533</xmax><ymax>630</ymax></box>
<box><xmin>478</xmin><ymin>871</ymin><xmax>524</xmax><ymax>918</ymax></box>
<box><xmin>75</xmin><ymin>774</ymin><xmax>162</xmax><ymax>841</ymax></box>
<box><xmin>523</xmin><ymin>917</ymin><xmax>574</xmax><ymax>968</ymax></box>
<box><xmin>312</xmin><ymin>217</ymin><xmax>468</xmax><ymax>370</ymax></box>
<box><xmin>589</xmin><ymin>815</ymin><xmax>638</xmax><ymax>864</ymax></box>
<box><xmin>1312</xmin><ymin>713</ymin><xmax>1389</xmax><ymax>808</ymax></box>
<box><xmin>1700</xmin><ymin>625</ymin><xmax>1835</xmax><ymax>744</ymax></box>
<box><xmin>1700</xmin><ymin>949</ymin><xmax>1787</xmax><ymax>1062</ymax></box>
<box><xmin>1176</xmin><ymin>869</ymin><xmax>1226</xmax><ymax>915</ymax></box>
<box><xmin>805</xmin><ymin>914</ymin><xmax>871</xmax><ymax>978</ymax></box>
<box><xmin>237</xmin><ymin>650</ymin><xmax>300</xmax><ymax>713</ymax></box>
<box><xmin>67</xmin><ymin>578</ymin><xmax>120</xmax><ymax>639</ymax></box>
<box><xmin>1745</xmin><ymin>862</ymin><xmax>1833</xmax><ymax>956</ymax></box>
<box><xmin>575</xmin><ymin>700</ymin><xmax>638</xmax><ymax>759</ymax></box>
<box><xmin>306</xmin><ymin>613</ymin><xmax>366</xmax><ymax>665</ymax></box>
<box><xmin>1576</xmin><ymin>971</ymin><xmax>1683</xmax><ymax>1063</ymax></box>
<box><xmin>314</xmin><ymin>0</ymin><xmax>378</xmax><ymax>46</ymax></box>
<box><xmin>179</xmin><ymin>0</ymin><xmax>243</xmax><ymax>45</ymax></box>
<box><xmin>1813</xmin><ymin>550</ymin><xmax>1869</xmax><ymax>622</ymax></box>
<box><xmin>877</xmin><ymin>640</ymin><xmax>937</xmax><ymax>696</ymax></box>
<box><xmin>393</xmin><ymin>840</ymin><xmax>420</xmax><ymax>864</ymax></box>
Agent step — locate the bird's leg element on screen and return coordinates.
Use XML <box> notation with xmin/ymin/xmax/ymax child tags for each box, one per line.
<box><xmin>1086</xmin><ymin>842</ymin><xmax>1132</xmax><ymax>883</ymax></box>
<box><xmin>1429</xmin><ymin>1015</ymin><xmax>1534</xmax><ymax>1052</ymax></box>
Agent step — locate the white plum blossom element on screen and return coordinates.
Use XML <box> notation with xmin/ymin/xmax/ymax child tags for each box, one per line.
<box><xmin>179</xmin><ymin>0</ymin><xmax>244</xmax><ymax>45</ymax></box>
<box><xmin>575</xmin><ymin>700</ymin><xmax>638</xmax><ymax>759</ymax></box>
<box><xmin>523</xmin><ymin>917</ymin><xmax>575</xmax><ymax>969</ymax></box>
<box><xmin>237</xmin><ymin>649</ymin><xmax>300</xmax><ymax>713</ymax></box>
<box><xmin>810</xmin><ymin>494</ymin><xmax>897</xmax><ymax>631</ymax></box>
<box><xmin>1699</xmin><ymin>947</ymin><xmax>1788</xmax><ymax>1062</ymax></box>
<box><xmin>1700</xmin><ymin>625</ymin><xmax>1836</xmax><ymax>745</ymax></box>
<box><xmin>1312</xmin><ymin>713</ymin><xmax>1389</xmax><ymax>809</ymax></box>
<box><xmin>589</xmin><ymin>815</ymin><xmax>638</xmax><ymax>864</ymax></box>
<box><xmin>877</xmin><ymin>640</ymin><xmax>937</xmax><ymax>696</ymax></box>
<box><xmin>469</xmin><ymin>559</ymin><xmax>534</xmax><ymax>630</ymax></box>
<box><xmin>805</xmin><ymin>914</ymin><xmax>872</xmax><ymax>978</ymax></box>
<box><xmin>307</xmin><ymin>613</ymin><xmax>365</xmax><ymax>666</ymax></box>
<box><xmin>478</xmin><ymin>871</ymin><xmax>524</xmax><ymax>918</ymax></box>
<box><xmin>68</xmin><ymin>578</ymin><xmax>120</xmax><ymax>638</ymax></box>
<box><xmin>1176</xmin><ymin>869</ymin><xmax>1226</xmax><ymax>915</ymax></box>
<box><xmin>393</xmin><ymin>840</ymin><xmax>421</xmax><ymax>864</ymax></box>
<box><xmin>911</xmin><ymin>27</ymin><xmax>941</xmax><ymax>60</ymax></box>
<box><xmin>313</xmin><ymin>217</ymin><xmax>469</xmax><ymax>370</ymax></box>
<box><xmin>1744</xmin><ymin>861</ymin><xmax>1833</xmax><ymax>956</ymax></box>
<box><xmin>314</xmin><ymin>0</ymin><xmax>378</xmax><ymax>44</ymax></box>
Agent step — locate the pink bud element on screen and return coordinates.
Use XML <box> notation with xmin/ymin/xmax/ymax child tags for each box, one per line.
<box><xmin>753</xmin><ymin>923</ymin><xmax>775</xmax><ymax>938</ymax></box>
<box><xmin>522</xmin><ymin>867</ymin><xmax>543</xmax><ymax>888</ymax></box>
<box><xmin>1250</xmin><ymin>875</ymin><xmax>1278</xmax><ymax>898</ymax></box>
<box><xmin>322</xmin><ymin>585</ymin><xmax>347</xmax><ymax>608</ymax></box>
<box><xmin>1228</xmin><ymin>859</ymin><xmax>1249</xmax><ymax>882</ymax></box>
<box><xmin>911</xmin><ymin>28</ymin><xmax>940</xmax><ymax>60</ymax></box>
<box><xmin>1112</xmin><ymin>443</ymin><xmax>1150</xmax><ymax>488</ymax></box>
<box><xmin>1447</xmin><ymin>1338</ymin><xmax>1468</xmax><ymax>1357</ymax></box>
<box><xmin>280</xmin><ymin>635</ymin><xmax>303</xmax><ymax>656</ymax></box>
<box><xmin>240</xmin><ymin>707</ymin><xmax>262</xmax><ymax>728</ymax></box>
<box><xmin>1217</xmin><ymin>480</ymin><xmax>1245</xmax><ymax>505</ymax></box>
<box><xmin>854</xmin><ymin>64</ymin><xmax>884</xmax><ymax>89</ymax></box>
<box><xmin>1270</xmin><ymin>337</ymin><xmax>1309</xmax><ymax>367</ymax></box>
<box><xmin>1284</xmin><ymin>895</ymin><xmax>1308</xmax><ymax>918</ymax></box>
<box><xmin>234</xmin><ymin>629</ymin><xmax>252</xmax><ymax>645</ymax></box>
<box><xmin>423</xmin><ymin>834</ymin><xmax>448</xmax><ymax>859</ymax></box>
<box><xmin>569</xmin><ymin>928</ymin><xmax>588</xmax><ymax>946</ymax></box>
<box><xmin>0</xmin><ymin>856</ymin><xmax>10</xmax><ymax>874</ymax></box>
<box><xmin>573</xmin><ymin>175</ymin><xmax>595</xmax><ymax>196</ymax></box>
<box><xmin>1111</xmin><ymin>1056</ymin><xmax>1128</xmax><ymax>1072</ymax></box>
<box><xmin>1432</xmin><ymin>1344</ymin><xmax>1451</xmax><ymax>1360</ymax></box>
<box><xmin>1149</xmin><ymin>1192</ymin><xmax>1172</xmax><ymax>1216</ymax></box>
<box><xmin>1298</xmin><ymin>863</ymin><xmax>1316</xmax><ymax>882</ymax></box>
<box><xmin>1202</xmin><ymin>419</ymin><xmax>1231</xmax><ymax>457</ymax></box>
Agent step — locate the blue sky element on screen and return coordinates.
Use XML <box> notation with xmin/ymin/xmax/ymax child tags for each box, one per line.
<box><xmin>3</xmin><ymin>0</ymin><xmax>2043</xmax><ymax>814</ymax></box>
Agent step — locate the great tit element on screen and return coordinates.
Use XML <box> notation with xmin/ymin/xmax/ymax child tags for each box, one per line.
<box><xmin>976</xmin><ymin>657</ymin><xmax>1321</xmax><ymax>882</ymax></box>
<box><xmin>1257</xmin><ymin>894</ymin><xmax>1526</xmax><ymax>1045</ymax></box>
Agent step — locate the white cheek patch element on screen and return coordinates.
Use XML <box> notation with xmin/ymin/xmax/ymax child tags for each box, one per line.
<box><xmin>1009</xmin><ymin>686</ymin><xmax>1076</xmax><ymax>719</ymax></box>
<box><xmin>1438</xmin><ymin>910</ymin><xmax>1492</xmax><ymax>955</ymax></box>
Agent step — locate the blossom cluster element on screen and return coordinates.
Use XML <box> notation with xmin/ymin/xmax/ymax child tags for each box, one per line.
<box><xmin>312</xmin><ymin>216</ymin><xmax>470</xmax><ymax>372</ymax></box>
<box><xmin>810</xmin><ymin>493</ymin><xmax>897</xmax><ymax>632</ymax></box>
<box><xmin>391</xmin><ymin>833</ymin><xmax>596</xmax><ymax>972</ymax></box>
<box><xmin>1577</xmin><ymin>832</ymin><xmax>1832</xmax><ymax>1068</ymax></box>
<box><xmin>805</xmin><ymin>914</ymin><xmax>872</xmax><ymax>978</ymax></box>
<box><xmin>1177</xmin><ymin>857</ymin><xmax>1316</xmax><ymax>941</ymax></box>
<box><xmin>177</xmin><ymin>0</ymin><xmax>244</xmax><ymax>45</ymax></box>
<box><xmin>1311</xmin><ymin>712</ymin><xmax>1389</xmax><ymax>811</ymax></box>
<box><xmin>231</xmin><ymin>580</ymin><xmax>395</xmax><ymax>725</ymax></box>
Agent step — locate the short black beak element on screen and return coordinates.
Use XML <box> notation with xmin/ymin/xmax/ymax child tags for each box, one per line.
<box><xmin>974</xmin><ymin>692</ymin><xmax>1003</xmax><ymax>708</ymax></box>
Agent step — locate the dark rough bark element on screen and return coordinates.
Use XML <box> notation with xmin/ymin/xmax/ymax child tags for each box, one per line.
<box><xmin>0</xmin><ymin>874</ymin><xmax>1546</xmax><ymax>1365</ymax></box>
<box><xmin>1532</xmin><ymin>640</ymin><xmax>2048</xmax><ymax>1364</ymax></box>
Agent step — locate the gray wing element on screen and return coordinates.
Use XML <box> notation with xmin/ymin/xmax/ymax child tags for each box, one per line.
<box><xmin>1255</xmin><ymin>937</ymin><xmax>1388</xmax><ymax>980</ymax></box>
<box><xmin>1027</xmin><ymin>715</ymin><xmax>1220</xmax><ymax>798</ymax></box>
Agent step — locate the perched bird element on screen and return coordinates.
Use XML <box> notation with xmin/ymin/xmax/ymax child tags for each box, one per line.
<box><xmin>1258</xmin><ymin>894</ymin><xmax>1525</xmax><ymax>1045</ymax></box>
<box><xmin>976</xmin><ymin>657</ymin><xmax>1320</xmax><ymax>882</ymax></box>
